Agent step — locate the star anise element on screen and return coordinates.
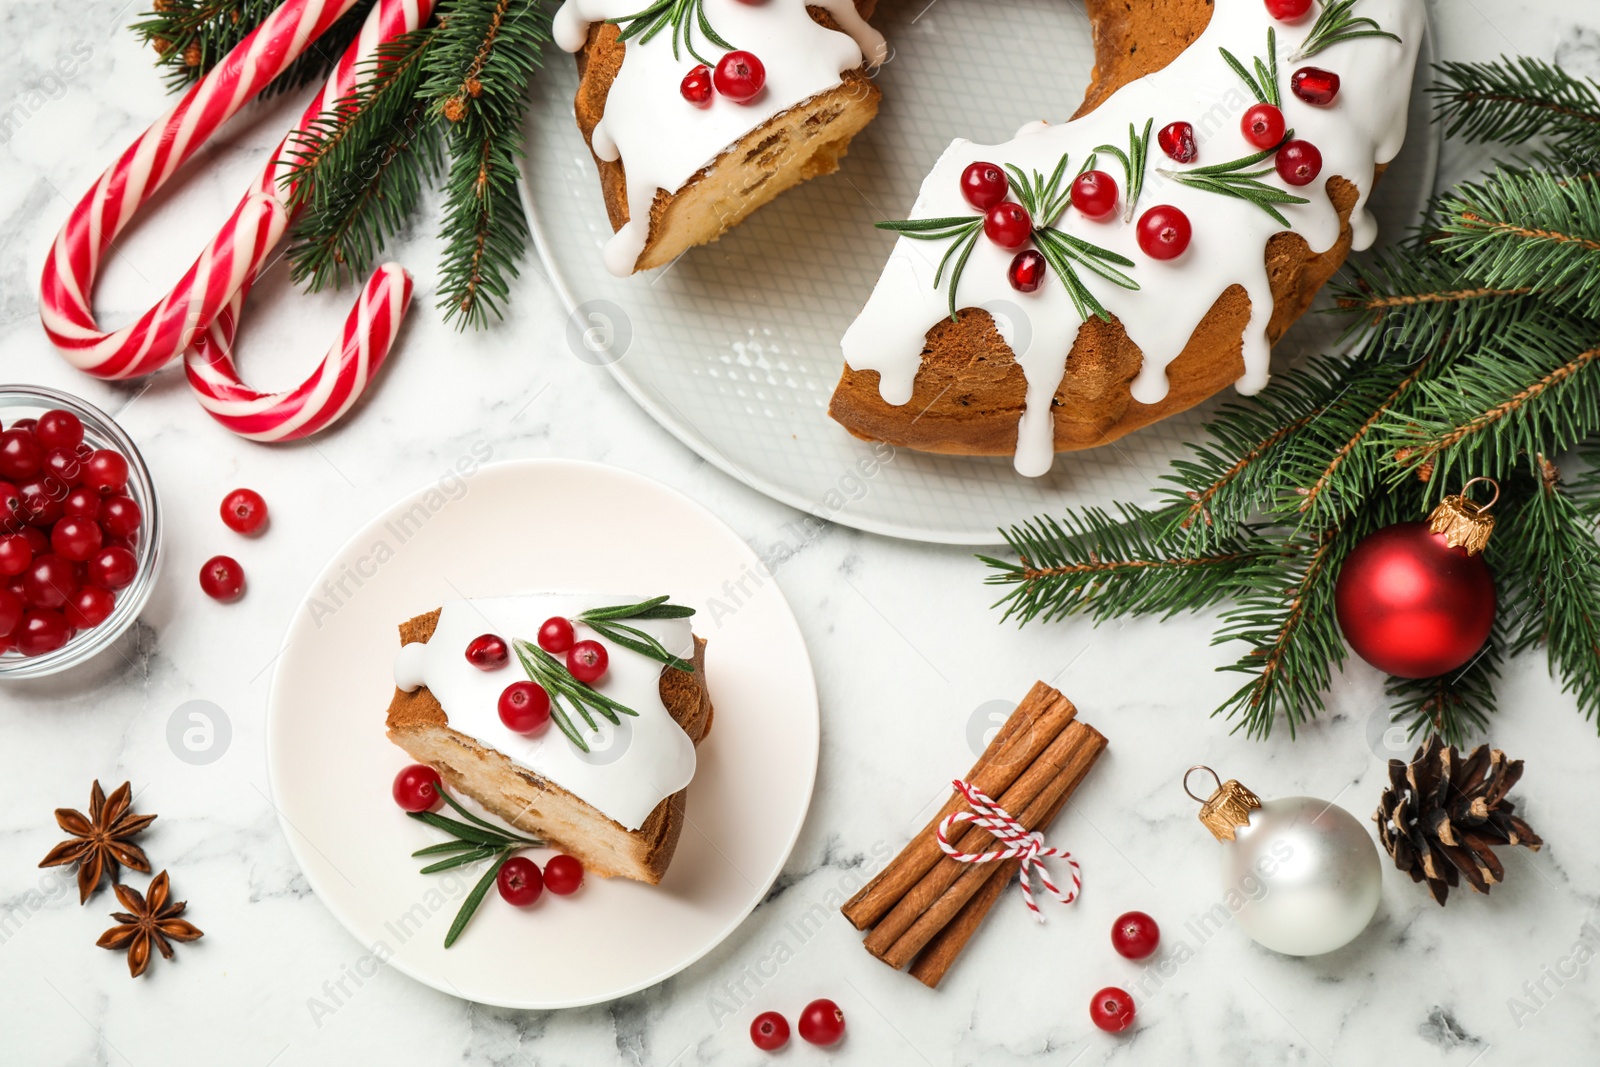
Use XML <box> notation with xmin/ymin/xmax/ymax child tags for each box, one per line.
<box><xmin>38</xmin><ymin>780</ymin><xmax>157</xmax><ymax>904</ymax></box>
<box><xmin>96</xmin><ymin>871</ymin><xmax>204</xmax><ymax>978</ymax></box>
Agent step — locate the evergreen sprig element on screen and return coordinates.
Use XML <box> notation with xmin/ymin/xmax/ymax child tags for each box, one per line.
<box><xmin>982</xmin><ymin>58</ymin><xmax>1600</xmax><ymax>742</ymax></box>
<box><xmin>133</xmin><ymin>0</ymin><xmax>377</xmax><ymax>96</ymax></box>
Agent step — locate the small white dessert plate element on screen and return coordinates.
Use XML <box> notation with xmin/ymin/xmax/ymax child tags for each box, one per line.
<box><xmin>519</xmin><ymin>0</ymin><xmax>1439</xmax><ymax>545</ymax></box>
<box><xmin>266</xmin><ymin>460</ymin><xmax>818</xmax><ymax>1008</ymax></box>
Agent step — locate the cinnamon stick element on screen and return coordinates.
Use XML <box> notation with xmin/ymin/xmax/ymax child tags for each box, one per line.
<box><xmin>841</xmin><ymin>683</ymin><xmax>1078</xmax><ymax>930</ymax></box>
<box><xmin>870</xmin><ymin>722</ymin><xmax>1107</xmax><ymax>965</ymax></box>
<box><xmin>907</xmin><ymin>736</ymin><xmax>1105</xmax><ymax>987</ymax></box>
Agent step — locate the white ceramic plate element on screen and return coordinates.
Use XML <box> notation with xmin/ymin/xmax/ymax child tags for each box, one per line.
<box><xmin>266</xmin><ymin>460</ymin><xmax>818</xmax><ymax>1008</ymax></box>
<box><xmin>519</xmin><ymin>0</ymin><xmax>1439</xmax><ymax>544</ymax></box>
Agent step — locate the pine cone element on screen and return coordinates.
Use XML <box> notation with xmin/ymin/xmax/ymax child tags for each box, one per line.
<box><xmin>1373</xmin><ymin>735</ymin><xmax>1543</xmax><ymax>905</ymax></box>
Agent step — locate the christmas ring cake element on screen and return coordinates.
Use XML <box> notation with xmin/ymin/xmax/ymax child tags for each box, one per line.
<box><xmin>386</xmin><ymin>595</ymin><xmax>713</xmax><ymax>884</ymax></box>
<box><xmin>554</xmin><ymin>0</ymin><xmax>888</xmax><ymax>275</ymax></box>
<box><xmin>830</xmin><ymin>0</ymin><xmax>1426</xmax><ymax>475</ymax></box>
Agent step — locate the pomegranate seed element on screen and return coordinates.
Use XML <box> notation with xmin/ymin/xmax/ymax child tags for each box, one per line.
<box><xmin>35</xmin><ymin>410</ymin><xmax>84</xmax><ymax>452</ymax></box>
<box><xmin>680</xmin><ymin>64</ymin><xmax>713</xmax><ymax>107</ymax></box>
<box><xmin>392</xmin><ymin>764</ymin><xmax>444</xmax><ymax>812</ymax></box>
<box><xmin>1158</xmin><ymin>121</ymin><xmax>1199</xmax><ymax>163</ymax></box>
<box><xmin>713</xmin><ymin>50</ymin><xmax>766</xmax><ymax>103</ymax></box>
<box><xmin>221</xmin><ymin>488</ymin><xmax>268</xmax><ymax>534</ymax></box>
<box><xmin>1276</xmin><ymin>139</ymin><xmax>1323</xmax><ymax>186</ymax></box>
<box><xmin>797</xmin><ymin>999</ymin><xmax>846</xmax><ymax>1046</ymax></box>
<box><xmin>496</xmin><ymin>856</ymin><xmax>544</xmax><ymax>906</ymax></box>
<box><xmin>51</xmin><ymin>517</ymin><xmax>103</xmax><ymax>562</ymax></box>
<box><xmin>750</xmin><ymin>1012</ymin><xmax>790</xmax><ymax>1051</ymax></box>
<box><xmin>1264</xmin><ymin>0</ymin><xmax>1313</xmax><ymax>20</ymax></box>
<box><xmin>567</xmin><ymin>639</ymin><xmax>609</xmax><ymax>683</ymax></box>
<box><xmin>88</xmin><ymin>546</ymin><xmax>138</xmax><ymax>590</ymax></box>
<box><xmin>465</xmin><ymin>633</ymin><xmax>509</xmax><ymax>670</ymax></box>
<box><xmin>538</xmin><ymin>616</ymin><xmax>575</xmax><ymax>653</ymax></box>
<box><xmin>0</xmin><ymin>430</ymin><xmax>43</xmax><ymax>481</ymax></box>
<box><xmin>1089</xmin><ymin>986</ymin><xmax>1136</xmax><ymax>1032</ymax></box>
<box><xmin>543</xmin><ymin>854</ymin><xmax>584</xmax><ymax>895</ymax></box>
<box><xmin>1241</xmin><ymin>103</ymin><xmax>1286</xmax><ymax>150</ymax></box>
<box><xmin>498</xmin><ymin>681</ymin><xmax>552</xmax><ymax>733</ymax></box>
<box><xmin>960</xmin><ymin>161</ymin><xmax>1009</xmax><ymax>211</ymax></box>
<box><xmin>65</xmin><ymin>585</ymin><xmax>115</xmax><ymax>629</ymax></box>
<box><xmin>199</xmin><ymin>555</ymin><xmax>245</xmax><ymax>601</ymax></box>
<box><xmin>1070</xmin><ymin>169</ymin><xmax>1120</xmax><ymax>220</ymax></box>
<box><xmin>1008</xmin><ymin>250</ymin><xmax>1047</xmax><ymax>293</ymax></box>
<box><xmin>1137</xmin><ymin>205</ymin><xmax>1193</xmax><ymax>260</ymax></box>
<box><xmin>82</xmin><ymin>450</ymin><xmax>129</xmax><ymax>495</ymax></box>
<box><xmin>100</xmin><ymin>495</ymin><xmax>142</xmax><ymax>540</ymax></box>
<box><xmin>1291</xmin><ymin>67</ymin><xmax>1341</xmax><ymax>106</ymax></box>
<box><xmin>16</xmin><ymin>609</ymin><xmax>71</xmax><ymax>656</ymax></box>
<box><xmin>983</xmin><ymin>201</ymin><xmax>1032</xmax><ymax>249</ymax></box>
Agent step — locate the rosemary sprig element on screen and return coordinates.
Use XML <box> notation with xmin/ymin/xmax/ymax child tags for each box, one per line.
<box><xmin>1290</xmin><ymin>0</ymin><xmax>1401</xmax><ymax>63</ymax></box>
<box><xmin>1158</xmin><ymin>138</ymin><xmax>1311</xmax><ymax>227</ymax></box>
<box><xmin>576</xmin><ymin>596</ymin><xmax>696</xmax><ymax>672</ymax></box>
<box><xmin>1004</xmin><ymin>154</ymin><xmax>1074</xmax><ymax>228</ymax></box>
<box><xmin>876</xmin><ymin>215</ymin><xmax>984</xmax><ymax>320</ymax></box>
<box><xmin>1221</xmin><ymin>27</ymin><xmax>1281</xmax><ymax>108</ymax></box>
<box><xmin>513</xmin><ymin>639</ymin><xmax>643</xmax><ymax>753</ymax></box>
<box><xmin>406</xmin><ymin>786</ymin><xmax>544</xmax><ymax>948</ymax></box>
<box><xmin>1094</xmin><ymin>118</ymin><xmax>1154</xmax><ymax>222</ymax></box>
<box><xmin>609</xmin><ymin>0</ymin><xmax>732</xmax><ymax>67</ymax></box>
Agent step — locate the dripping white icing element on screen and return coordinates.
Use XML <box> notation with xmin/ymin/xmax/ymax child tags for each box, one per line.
<box><xmin>392</xmin><ymin>595</ymin><xmax>698</xmax><ymax>831</ymax></box>
<box><xmin>554</xmin><ymin>0</ymin><xmax>888</xmax><ymax>276</ymax></box>
<box><xmin>840</xmin><ymin>0</ymin><xmax>1425</xmax><ymax>477</ymax></box>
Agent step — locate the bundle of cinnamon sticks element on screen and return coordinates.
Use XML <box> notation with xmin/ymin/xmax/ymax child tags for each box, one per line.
<box><xmin>841</xmin><ymin>682</ymin><xmax>1107</xmax><ymax>987</ymax></box>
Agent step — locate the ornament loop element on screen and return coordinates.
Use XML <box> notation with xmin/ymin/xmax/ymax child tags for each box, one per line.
<box><xmin>1183</xmin><ymin>765</ymin><xmax>1223</xmax><ymax>804</ymax></box>
<box><xmin>1427</xmin><ymin>478</ymin><xmax>1500</xmax><ymax>557</ymax></box>
<box><xmin>1459</xmin><ymin>477</ymin><xmax>1500</xmax><ymax>513</ymax></box>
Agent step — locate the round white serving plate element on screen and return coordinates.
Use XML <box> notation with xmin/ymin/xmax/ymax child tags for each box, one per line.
<box><xmin>266</xmin><ymin>460</ymin><xmax>818</xmax><ymax>1008</ymax></box>
<box><xmin>520</xmin><ymin>0</ymin><xmax>1439</xmax><ymax>544</ymax></box>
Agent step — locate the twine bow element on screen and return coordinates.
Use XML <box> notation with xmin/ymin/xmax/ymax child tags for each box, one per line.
<box><xmin>936</xmin><ymin>779</ymin><xmax>1081</xmax><ymax>921</ymax></box>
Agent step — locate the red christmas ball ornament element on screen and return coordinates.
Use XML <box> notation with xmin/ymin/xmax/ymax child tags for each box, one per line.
<box><xmin>1334</xmin><ymin>480</ymin><xmax>1499</xmax><ymax>679</ymax></box>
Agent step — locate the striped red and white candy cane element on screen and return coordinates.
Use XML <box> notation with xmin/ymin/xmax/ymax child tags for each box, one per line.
<box><xmin>937</xmin><ymin>779</ymin><xmax>1082</xmax><ymax>921</ymax></box>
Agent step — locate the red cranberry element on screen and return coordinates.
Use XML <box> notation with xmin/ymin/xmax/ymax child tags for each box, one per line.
<box><xmin>1291</xmin><ymin>66</ymin><xmax>1341</xmax><ymax>106</ymax></box>
<box><xmin>983</xmin><ymin>201</ymin><xmax>1032</xmax><ymax>249</ymax></box>
<box><xmin>392</xmin><ymin>763</ymin><xmax>444</xmax><ymax>812</ymax></box>
<box><xmin>43</xmin><ymin>448</ymin><xmax>84</xmax><ymax>487</ymax></box>
<box><xmin>1137</xmin><ymin>205</ymin><xmax>1193</xmax><ymax>260</ymax></box>
<box><xmin>960</xmin><ymin>161</ymin><xmax>1009</xmax><ymax>211</ymax></box>
<box><xmin>82</xmin><ymin>450</ymin><xmax>129</xmax><ymax>495</ymax></box>
<box><xmin>0</xmin><ymin>481</ymin><xmax>23</xmax><ymax>532</ymax></box>
<box><xmin>100</xmin><ymin>495</ymin><xmax>142</xmax><ymax>540</ymax></box>
<box><xmin>750</xmin><ymin>1011</ymin><xmax>790</xmax><ymax>1051</ymax></box>
<box><xmin>680</xmin><ymin>64</ymin><xmax>713</xmax><ymax>107</ymax></box>
<box><xmin>1241</xmin><ymin>103</ymin><xmax>1286</xmax><ymax>150</ymax></box>
<box><xmin>0</xmin><ymin>430</ymin><xmax>43</xmax><ymax>481</ymax></box>
<box><xmin>1071</xmin><ymin>169</ymin><xmax>1120</xmax><ymax>220</ymax></box>
<box><xmin>538</xmin><ymin>616</ymin><xmax>575</xmax><ymax>653</ymax></box>
<box><xmin>465</xmin><ymin>633</ymin><xmax>509</xmax><ymax>670</ymax></box>
<box><xmin>1265</xmin><ymin>0</ymin><xmax>1313</xmax><ymax>20</ymax></box>
<box><xmin>498</xmin><ymin>681</ymin><xmax>552</xmax><ymax>734</ymax></box>
<box><xmin>22</xmin><ymin>554</ymin><xmax>76</xmax><ymax>609</ymax></box>
<box><xmin>65</xmin><ymin>585</ymin><xmax>115</xmax><ymax>629</ymax></box>
<box><xmin>19</xmin><ymin>527</ymin><xmax>47</xmax><ymax>554</ymax></box>
<box><xmin>496</xmin><ymin>856</ymin><xmax>544</xmax><ymax>906</ymax></box>
<box><xmin>51</xmin><ymin>517</ymin><xmax>103</xmax><ymax>562</ymax></box>
<box><xmin>1008</xmin><ymin>250</ymin><xmax>1047</xmax><ymax>293</ymax></box>
<box><xmin>1158</xmin><ymin>121</ymin><xmax>1198</xmax><ymax>163</ymax></box>
<box><xmin>1276</xmin><ymin>139</ymin><xmax>1323</xmax><ymax>186</ymax></box>
<box><xmin>542</xmin><ymin>854</ymin><xmax>584</xmax><ymax>895</ymax></box>
<box><xmin>713</xmin><ymin>50</ymin><xmax>765</xmax><ymax>103</ymax></box>
<box><xmin>17</xmin><ymin>476</ymin><xmax>66</xmax><ymax>527</ymax></box>
<box><xmin>1111</xmin><ymin>910</ymin><xmax>1161</xmax><ymax>959</ymax></box>
<box><xmin>220</xmin><ymin>488</ymin><xmax>268</xmax><ymax>534</ymax></box>
<box><xmin>567</xmin><ymin>640</ymin><xmax>609</xmax><ymax>684</ymax></box>
<box><xmin>0</xmin><ymin>587</ymin><xmax>20</xmax><ymax>637</ymax></box>
<box><xmin>1090</xmin><ymin>986</ymin><xmax>1136</xmax><ymax>1033</ymax></box>
<box><xmin>87</xmin><ymin>546</ymin><xmax>138</xmax><ymax>590</ymax></box>
<box><xmin>199</xmin><ymin>555</ymin><xmax>245</xmax><ymax>601</ymax></box>
<box><xmin>0</xmin><ymin>534</ymin><xmax>30</xmax><ymax>578</ymax></box>
<box><xmin>62</xmin><ymin>488</ymin><xmax>100</xmax><ymax>520</ymax></box>
<box><xmin>16</xmin><ymin>609</ymin><xmax>71</xmax><ymax>656</ymax></box>
<box><xmin>35</xmin><ymin>410</ymin><xmax>84</xmax><ymax>451</ymax></box>
<box><xmin>797</xmin><ymin>999</ymin><xmax>845</xmax><ymax>1046</ymax></box>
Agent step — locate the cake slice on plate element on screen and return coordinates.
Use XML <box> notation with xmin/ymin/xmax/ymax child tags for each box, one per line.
<box><xmin>386</xmin><ymin>595</ymin><xmax>713</xmax><ymax>884</ymax></box>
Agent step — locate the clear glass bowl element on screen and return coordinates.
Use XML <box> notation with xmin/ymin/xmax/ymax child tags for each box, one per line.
<box><xmin>0</xmin><ymin>385</ymin><xmax>162</xmax><ymax>679</ymax></box>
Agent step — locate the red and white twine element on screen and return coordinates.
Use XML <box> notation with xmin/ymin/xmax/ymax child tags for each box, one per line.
<box><xmin>936</xmin><ymin>779</ymin><xmax>1082</xmax><ymax>921</ymax></box>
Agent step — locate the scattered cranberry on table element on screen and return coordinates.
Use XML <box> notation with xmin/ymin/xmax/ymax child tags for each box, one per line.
<box><xmin>797</xmin><ymin>998</ymin><xmax>846</xmax><ymax>1046</ymax></box>
<box><xmin>1241</xmin><ymin>102</ymin><xmax>1286</xmax><ymax>150</ymax></box>
<box><xmin>567</xmin><ymin>639</ymin><xmax>609</xmax><ymax>684</ymax></box>
<box><xmin>220</xmin><ymin>487</ymin><xmax>269</xmax><ymax>535</ymax></box>
<box><xmin>1070</xmin><ymin>169</ymin><xmax>1120</xmax><ymax>221</ymax></box>
<box><xmin>680</xmin><ymin>64</ymin><xmax>714</xmax><ymax>107</ymax></box>
<box><xmin>543</xmin><ymin>854</ymin><xmax>585</xmax><ymax>896</ymax></box>
<box><xmin>496</xmin><ymin>856</ymin><xmax>544</xmax><ymax>906</ymax></box>
<box><xmin>1276</xmin><ymin>139</ymin><xmax>1324</xmax><ymax>186</ymax></box>
<box><xmin>1110</xmin><ymin>910</ymin><xmax>1161</xmax><ymax>959</ymax></box>
<box><xmin>1137</xmin><ymin>205</ymin><xmax>1193</xmax><ymax>260</ymax></box>
<box><xmin>465</xmin><ymin>633</ymin><xmax>509</xmax><ymax>671</ymax></box>
<box><xmin>498</xmin><ymin>681</ymin><xmax>552</xmax><ymax>734</ymax></box>
<box><xmin>538</xmin><ymin>615</ymin><xmax>575</xmax><ymax>653</ymax></box>
<box><xmin>1008</xmin><ymin>249</ymin><xmax>1047</xmax><ymax>294</ymax></box>
<box><xmin>199</xmin><ymin>554</ymin><xmax>245</xmax><ymax>602</ymax></box>
<box><xmin>960</xmin><ymin>161</ymin><xmax>1009</xmax><ymax>210</ymax></box>
<box><xmin>713</xmin><ymin>50</ymin><xmax>766</xmax><ymax>103</ymax></box>
<box><xmin>1089</xmin><ymin>986</ymin><xmax>1136</xmax><ymax>1033</ymax></box>
<box><xmin>1264</xmin><ymin>0</ymin><xmax>1313</xmax><ymax>20</ymax></box>
<box><xmin>750</xmin><ymin>1011</ymin><xmax>790</xmax><ymax>1052</ymax></box>
<box><xmin>1291</xmin><ymin>66</ymin><xmax>1341</xmax><ymax>106</ymax></box>
<box><xmin>983</xmin><ymin>201</ymin><xmax>1033</xmax><ymax>250</ymax></box>
<box><xmin>392</xmin><ymin>763</ymin><xmax>444</xmax><ymax>813</ymax></box>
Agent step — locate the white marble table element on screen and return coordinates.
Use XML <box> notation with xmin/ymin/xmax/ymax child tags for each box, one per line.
<box><xmin>3</xmin><ymin>1</ymin><xmax>1598</xmax><ymax>1063</ymax></box>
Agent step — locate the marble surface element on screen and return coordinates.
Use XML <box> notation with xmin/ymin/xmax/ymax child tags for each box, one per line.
<box><xmin>3</xmin><ymin>1</ymin><xmax>1599</xmax><ymax>1064</ymax></box>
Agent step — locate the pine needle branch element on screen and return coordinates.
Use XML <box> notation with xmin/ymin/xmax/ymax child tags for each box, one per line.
<box><xmin>1431</xmin><ymin>57</ymin><xmax>1600</xmax><ymax>151</ymax></box>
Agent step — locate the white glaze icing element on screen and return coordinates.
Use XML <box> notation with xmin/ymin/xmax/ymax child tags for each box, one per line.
<box><xmin>392</xmin><ymin>595</ymin><xmax>698</xmax><ymax>831</ymax></box>
<box><xmin>554</xmin><ymin>0</ymin><xmax>887</xmax><ymax>276</ymax></box>
<box><xmin>840</xmin><ymin>0</ymin><xmax>1425</xmax><ymax>477</ymax></box>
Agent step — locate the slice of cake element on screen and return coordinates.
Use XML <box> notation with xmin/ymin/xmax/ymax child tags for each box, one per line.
<box><xmin>553</xmin><ymin>0</ymin><xmax>887</xmax><ymax>275</ymax></box>
<box><xmin>386</xmin><ymin>595</ymin><xmax>713</xmax><ymax>884</ymax></box>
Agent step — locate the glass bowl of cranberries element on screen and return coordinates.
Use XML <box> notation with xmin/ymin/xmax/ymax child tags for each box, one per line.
<box><xmin>0</xmin><ymin>385</ymin><xmax>162</xmax><ymax>679</ymax></box>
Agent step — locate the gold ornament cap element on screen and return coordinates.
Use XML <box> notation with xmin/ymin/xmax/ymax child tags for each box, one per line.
<box><xmin>1427</xmin><ymin>477</ymin><xmax>1498</xmax><ymax>557</ymax></box>
<box><xmin>1184</xmin><ymin>766</ymin><xmax>1262</xmax><ymax>842</ymax></box>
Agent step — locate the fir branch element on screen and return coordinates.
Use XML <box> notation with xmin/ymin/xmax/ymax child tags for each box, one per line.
<box><xmin>608</xmin><ymin>0</ymin><xmax>733</xmax><ymax>68</ymax></box>
<box><xmin>1094</xmin><ymin>119</ymin><xmax>1154</xmax><ymax>222</ymax></box>
<box><xmin>1430</xmin><ymin>57</ymin><xmax>1600</xmax><ymax>151</ymax></box>
<box><xmin>1159</xmin><ymin>140</ymin><xmax>1311</xmax><ymax>227</ymax></box>
<box><xmin>1289</xmin><ymin>0</ymin><xmax>1401</xmax><ymax>63</ymax></box>
<box><xmin>1220</xmin><ymin>28</ymin><xmax>1280</xmax><ymax>108</ymax></box>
